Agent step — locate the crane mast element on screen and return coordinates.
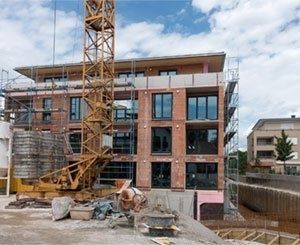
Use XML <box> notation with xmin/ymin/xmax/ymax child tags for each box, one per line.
<box><xmin>34</xmin><ymin>0</ymin><xmax>115</xmax><ymax>192</ymax></box>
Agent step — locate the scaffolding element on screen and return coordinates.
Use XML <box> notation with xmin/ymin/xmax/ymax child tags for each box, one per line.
<box><xmin>224</xmin><ymin>57</ymin><xmax>240</xmax><ymax>216</ymax></box>
<box><xmin>99</xmin><ymin>60</ymin><xmax>137</xmax><ymax>186</ymax></box>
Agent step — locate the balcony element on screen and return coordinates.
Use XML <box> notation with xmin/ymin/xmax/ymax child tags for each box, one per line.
<box><xmin>3</xmin><ymin>72</ymin><xmax>223</xmax><ymax>96</ymax></box>
<box><xmin>115</xmin><ymin>72</ymin><xmax>223</xmax><ymax>90</ymax></box>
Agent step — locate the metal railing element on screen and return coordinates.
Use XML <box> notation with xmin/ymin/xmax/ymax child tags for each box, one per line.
<box><xmin>3</xmin><ymin>72</ymin><xmax>224</xmax><ymax>93</ymax></box>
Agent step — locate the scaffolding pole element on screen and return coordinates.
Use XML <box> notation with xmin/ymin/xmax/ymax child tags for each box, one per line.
<box><xmin>224</xmin><ymin>57</ymin><xmax>240</xmax><ymax>217</ymax></box>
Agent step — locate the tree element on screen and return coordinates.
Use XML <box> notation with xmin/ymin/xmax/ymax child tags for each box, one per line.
<box><xmin>275</xmin><ymin>130</ymin><xmax>294</xmax><ymax>174</ymax></box>
<box><xmin>238</xmin><ymin>150</ymin><xmax>247</xmax><ymax>175</ymax></box>
<box><xmin>228</xmin><ymin>150</ymin><xmax>248</xmax><ymax>175</ymax></box>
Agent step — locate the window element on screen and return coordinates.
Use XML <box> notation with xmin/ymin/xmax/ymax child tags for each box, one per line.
<box><xmin>113</xmin><ymin>132</ymin><xmax>137</xmax><ymax>154</ymax></box>
<box><xmin>151</xmin><ymin>162</ymin><xmax>171</xmax><ymax>188</ymax></box>
<box><xmin>187</xmin><ymin>129</ymin><xmax>218</xmax><ymax>154</ymax></box>
<box><xmin>100</xmin><ymin>162</ymin><xmax>136</xmax><ymax>186</ymax></box>
<box><xmin>281</xmin><ymin>123</ymin><xmax>294</xmax><ymax>130</ymax></box>
<box><xmin>113</xmin><ymin>100</ymin><xmax>138</xmax><ymax>121</ymax></box>
<box><xmin>257</xmin><ymin>138</ymin><xmax>273</xmax><ymax>145</ymax></box>
<box><xmin>286</xmin><ymin>166</ymin><xmax>297</xmax><ymax>175</ymax></box>
<box><xmin>152</xmin><ymin>93</ymin><xmax>172</xmax><ymax>119</ymax></box>
<box><xmin>152</xmin><ymin>127</ymin><xmax>172</xmax><ymax>154</ymax></box>
<box><xmin>69</xmin><ymin>132</ymin><xmax>81</xmax><ymax>153</ymax></box>
<box><xmin>42</xmin><ymin>98</ymin><xmax>51</xmax><ymax>122</ymax></box>
<box><xmin>288</xmin><ymin>137</ymin><xmax>298</xmax><ymax>145</ymax></box>
<box><xmin>118</xmin><ymin>71</ymin><xmax>144</xmax><ymax>78</ymax></box>
<box><xmin>187</xmin><ymin>96</ymin><xmax>217</xmax><ymax>120</ymax></box>
<box><xmin>186</xmin><ymin>163</ymin><xmax>218</xmax><ymax>190</ymax></box>
<box><xmin>13</xmin><ymin>100</ymin><xmax>31</xmax><ymax>124</ymax></box>
<box><xmin>257</xmin><ymin>151</ymin><xmax>274</xmax><ymax>159</ymax></box>
<box><xmin>44</xmin><ymin>76</ymin><xmax>66</xmax><ymax>83</ymax></box>
<box><xmin>159</xmin><ymin>70</ymin><xmax>177</xmax><ymax>76</ymax></box>
<box><xmin>70</xmin><ymin>97</ymin><xmax>81</xmax><ymax>120</ymax></box>
<box><xmin>291</xmin><ymin>152</ymin><xmax>298</xmax><ymax>159</ymax></box>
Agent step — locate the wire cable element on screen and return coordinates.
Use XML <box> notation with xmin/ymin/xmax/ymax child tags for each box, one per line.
<box><xmin>52</xmin><ymin>0</ymin><xmax>57</xmax><ymax>66</ymax></box>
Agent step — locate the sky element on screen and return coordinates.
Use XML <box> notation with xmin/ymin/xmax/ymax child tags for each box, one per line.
<box><xmin>0</xmin><ymin>0</ymin><xmax>299</xmax><ymax>148</ymax></box>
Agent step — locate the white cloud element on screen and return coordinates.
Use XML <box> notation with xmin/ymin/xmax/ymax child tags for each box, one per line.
<box><xmin>116</xmin><ymin>0</ymin><xmax>300</xmax><ymax>148</ymax></box>
<box><xmin>192</xmin><ymin>0</ymin><xmax>238</xmax><ymax>13</ymax></box>
<box><xmin>0</xmin><ymin>0</ymin><xmax>81</xmax><ymax>73</ymax></box>
<box><xmin>0</xmin><ymin>0</ymin><xmax>299</xmax><ymax>149</ymax></box>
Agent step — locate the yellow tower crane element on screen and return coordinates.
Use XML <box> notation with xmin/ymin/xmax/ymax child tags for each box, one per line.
<box><xmin>18</xmin><ymin>0</ymin><xmax>116</xmax><ymax>200</ymax></box>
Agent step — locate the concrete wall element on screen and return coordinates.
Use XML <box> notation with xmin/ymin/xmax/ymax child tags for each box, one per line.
<box><xmin>197</xmin><ymin>190</ymin><xmax>224</xmax><ymax>220</ymax></box>
<box><xmin>238</xmin><ymin>182</ymin><xmax>300</xmax><ymax>223</ymax></box>
<box><xmin>146</xmin><ymin>189</ymin><xmax>195</xmax><ymax>217</ymax></box>
<box><xmin>245</xmin><ymin>172</ymin><xmax>300</xmax><ymax>192</ymax></box>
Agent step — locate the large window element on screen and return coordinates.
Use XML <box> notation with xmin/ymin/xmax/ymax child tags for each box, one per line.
<box><xmin>69</xmin><ymin>132</ymin><xmax>81</xmax><ymax>153</ymax></box>
<box><xmin>186</xmin><ymin>163</ymin><xmax>218</xmax><ymax>190</ymax></box>
<box><xmin>70</xmin><ymin>97</ymin><xmax>81</xmax><ymax>121</ymax></box>
<box><xmin>152</xmin><ymin>127</ymin><xmax>172</xmax><ymax>154</ymax></box>
<box><xmin>152</xmin><ymin>162</ymin><xmax>171</xmax><ymax>188</ymax></box>
<box><xmin>42</xmin><ymin>98</ymin><xmax>52</xmax><ymax>122</ymax></box>
<box><xmin>187</xmin><ymin>129</ymin><xmax>218</xmax><ymax>154</ymax></box>
<box><xmin>114</xmin><ymin>100</ymin><xmax>138</xmax><ymax>121</ymax></box>
<box><xmin>152</xmin><ymin>93</ymin><xmax>172</xmax><ymax>119</ymax></box>
<box><xmin>159</xmin><ymin>70</ymin><xmax>177</xmax><ymax>76</ymax></box>
<box><xmin>99</xmin><ymin>162</ymin><xmax>136</xmax><ymax>186</ymax></box>
<box><xmin>113</xmin><ymin>132</ymin><xmax>137</xmax><ymax>154</ymax></box>
<box><xmin>187</xmin><ymin>96</ymin><xmax>217</xmax><ymax>120</ymax></box>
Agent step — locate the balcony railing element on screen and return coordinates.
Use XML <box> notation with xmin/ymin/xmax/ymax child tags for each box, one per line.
<box><xmin>4</xmin><ymin>72</ymin><xmax>223</xmax><ymax>93</ymax></box>
<box><xmin>115</xmin><ymin>72</ymin><xmax>223</xmax><ymax>89</ymax></box>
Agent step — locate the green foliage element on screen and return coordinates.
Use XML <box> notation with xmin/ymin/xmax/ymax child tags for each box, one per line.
<box><xmin>238</xmin><ymin>150</ymin><xmax>247</xmax><ymax>174</ymax></box>
<box><xmin>228</xmin><ymin>150</ymin><xmax>248</xmax><ymax>175</ymax></box>
<box><xmin>275</xmin><ymin>130</ymin><xmax>294</xmax><ymax>174</ymax></box>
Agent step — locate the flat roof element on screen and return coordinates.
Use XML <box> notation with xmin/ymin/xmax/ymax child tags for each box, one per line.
<box><xmin>252</xmin><ymin>117</ymin><xmax>300</xmax><ymax>130</ymax></box>
<box><xmin>14</xmin><ymin>52</ymin><xmax>226</xmax><ymax>77</ymax></box>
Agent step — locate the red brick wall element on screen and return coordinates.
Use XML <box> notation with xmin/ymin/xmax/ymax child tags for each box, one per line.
<box><xmin>135</xmin><ymin>86</ymin><xmax>224</xmax><ymax>191</ymax></box>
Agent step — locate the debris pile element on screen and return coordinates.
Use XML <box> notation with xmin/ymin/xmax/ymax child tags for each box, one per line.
<box><xmin>5</xmin><ymin>198</ymin><xmax>52</xmax><ymax>209</ymax></box>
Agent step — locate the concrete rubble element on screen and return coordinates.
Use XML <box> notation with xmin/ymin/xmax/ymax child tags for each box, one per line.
<box><xmin>0</xmin><ymin>192</ymin><xmax>227</xmax><ymax>244</ymax></box>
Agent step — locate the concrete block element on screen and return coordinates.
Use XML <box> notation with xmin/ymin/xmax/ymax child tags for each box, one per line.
<box><xmin>70</xmin><ymin>207</ymin><xmax>94</xmax><ymax>220</ymax></box>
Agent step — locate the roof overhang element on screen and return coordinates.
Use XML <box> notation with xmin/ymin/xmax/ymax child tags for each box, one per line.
<box><xmin>14</xmin><ymin>52</ymin><xmax>226</xmax><ymax>78</ymax></box>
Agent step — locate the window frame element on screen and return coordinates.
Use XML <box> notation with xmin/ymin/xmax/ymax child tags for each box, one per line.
<box><xmin>113</xmin><ymin>131</ymin><xmax>137</xmax><ymax>154</ymax></box>
<box><xmin>118</xmin><ymin>71</ymin><xmax>145</xmax><ymax>78</ymax></box>
<box><xmin>159</xmin><ymin>70</ymin><xmax>177</xmax><ymax>76</ymax></box>
<box><xmin>44</xmin><ymin>76</ymin><xmax>67</xmax><ymax>83</ymax></box>
<box><xmin>69</xmin><ymin>132</ymin><xmax>81</xmax><ymax>154</ymax></box>
<box><xmin>70</xmin><ymin>97</ymin><xmax>81</xmax><ymax>121</ymax></box>
<box><xmin>99</xmin><ymin>162</ymin><xmax>137</xmax><ymax>186</ymax></box>
<box><xmin>151</xmin><ymin>162</ymin><xmax>171</xmax><ymax>188</ymax></box>
<box><xmin>152</xmin><ymin>93</ymin><xmax>173</xmax><ymax>119</ymax></box>
<box><xmin>187</xmin><ymin>95</ymin><xmax>218</xmax><ymax>120</ymax></box>
<box><xmin>185</xmin><ymin>162</ymin><xmax>218</xmax><ymax>190</ymax></box>
<box><xmin>186</xmin><ymin>128</ymin><xmax>218</xmax><ymax>155</ymax></box>
<box><xmin>113</xmin><ymin>100</ymin><xmax>138</xmax><ymax>121</ymax></box>
<box><xmin>42</xmin><ymin>98</ymin><xmax>52</xmax><ymax>123</ymax></box>
<box><xmin>151</xmin><ymin>127</ymin><xmax>172</xmax><ymax>154</ymax></box>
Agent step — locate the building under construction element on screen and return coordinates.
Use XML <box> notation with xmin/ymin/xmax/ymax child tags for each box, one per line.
<box><xmin>0</xmin><ymin>52</ymin><xmax>241</xmax><ymax>220</ymax></box>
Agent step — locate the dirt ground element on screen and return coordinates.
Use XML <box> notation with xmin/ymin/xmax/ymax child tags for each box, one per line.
<box><xmin>0</xmin><ymin>196</ymin><xmax>222</xmax><ymax>244</ymax></box>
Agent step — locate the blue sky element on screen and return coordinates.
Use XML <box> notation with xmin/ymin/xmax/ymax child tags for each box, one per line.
<box><xmin>54</xmin><ymin>0</ymin><xmax>210</xmax><ymax>34</ymax></box>
<box><xmin>0</xmin><ymin>0</ymin><xmax>299</xmax><ymax>149</ymax></box>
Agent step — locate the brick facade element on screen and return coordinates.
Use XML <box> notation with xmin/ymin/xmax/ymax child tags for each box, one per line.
<box><xmin>7</xmin><ymin>53</ymin><xmax>226</xmax><ymax>219</ymax></box>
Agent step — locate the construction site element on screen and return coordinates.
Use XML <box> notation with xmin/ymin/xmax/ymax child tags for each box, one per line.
<box><xmin>0</xmin><ymin>0</ymin><xmax>299</xmax><ymax>244</ymax></box>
